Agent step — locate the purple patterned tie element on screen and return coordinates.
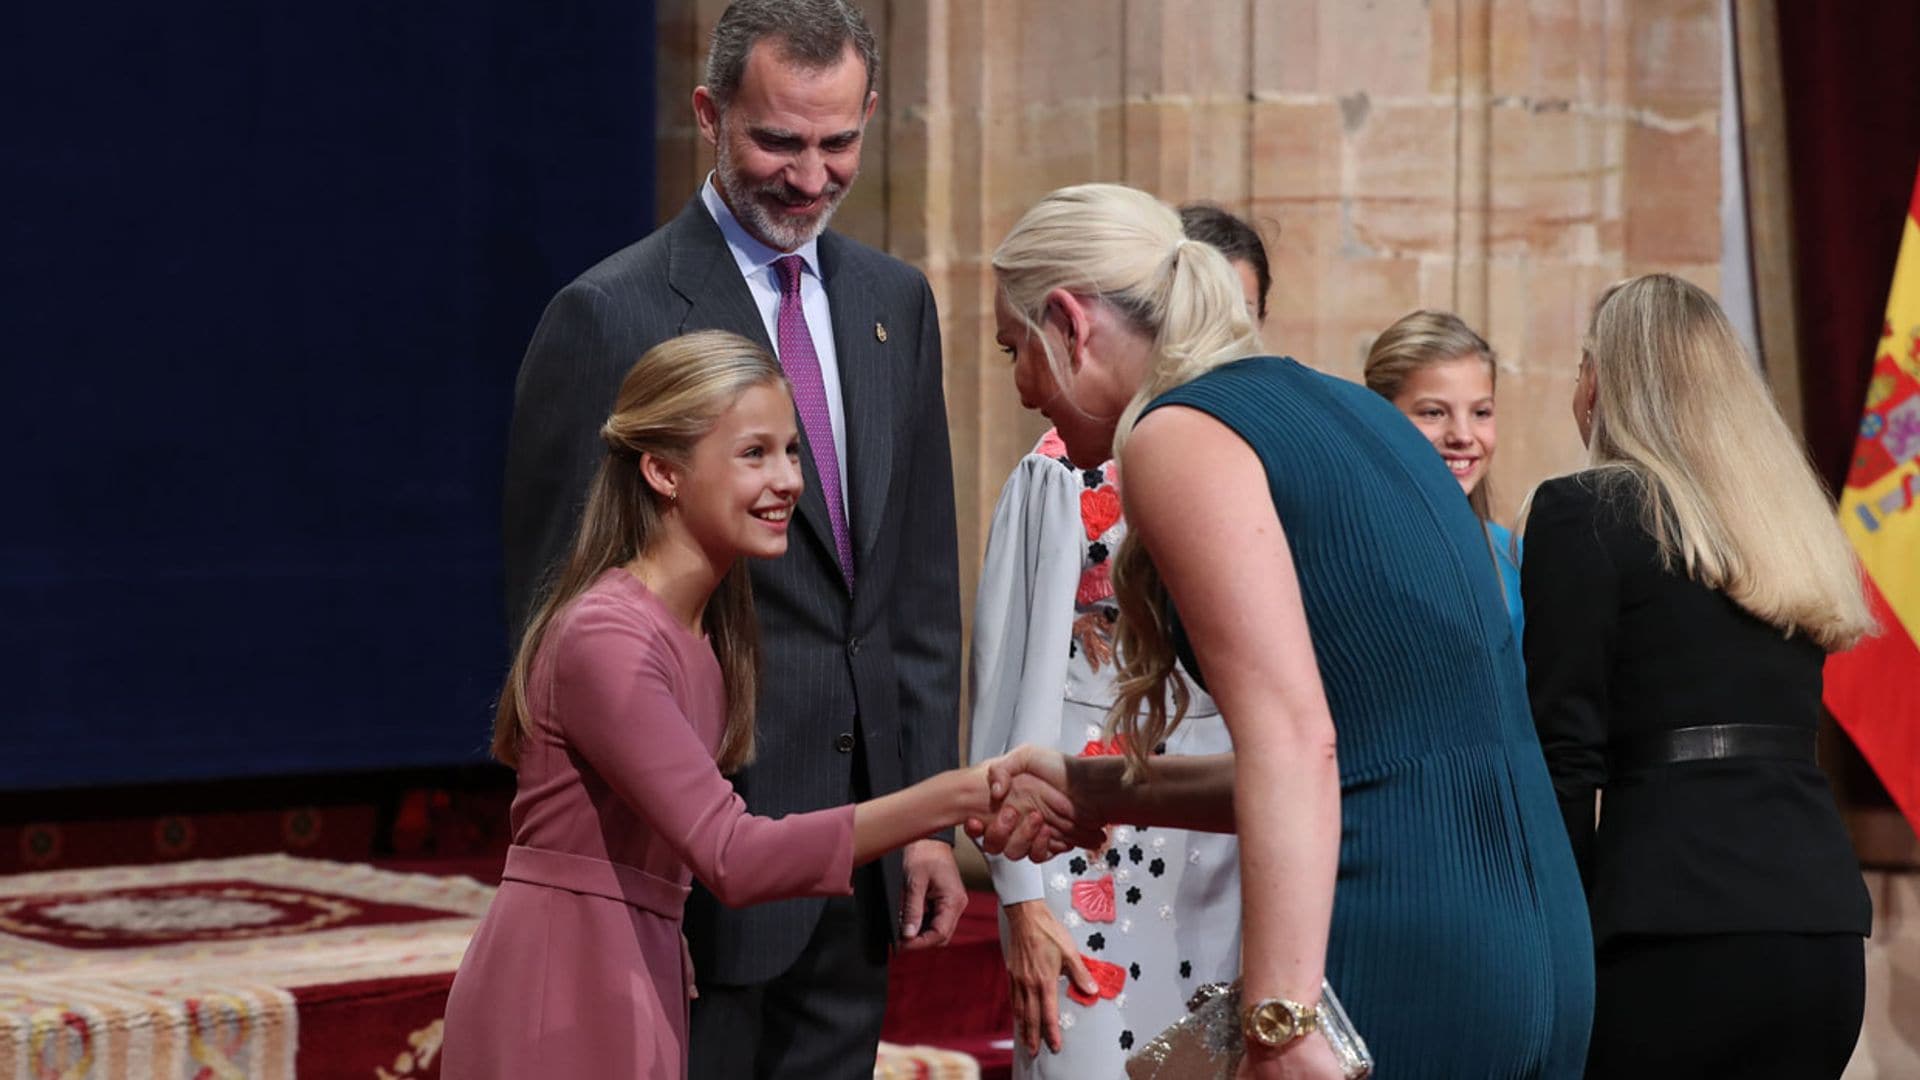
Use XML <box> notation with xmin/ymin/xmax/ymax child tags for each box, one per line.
<box><xmin>773</xmin><ymin>255</ymin><xmax>854</xmax><ymax>588</ymax></box>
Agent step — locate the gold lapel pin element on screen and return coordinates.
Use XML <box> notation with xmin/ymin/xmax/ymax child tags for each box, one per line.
<box><xmin>874</xmin><ymin>321</ymin><xmax>888</xmax><ymax>343</ymax></box>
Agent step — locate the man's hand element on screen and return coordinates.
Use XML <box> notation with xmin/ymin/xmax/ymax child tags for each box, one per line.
<box><xmin>969</xmin><ymin>745</ymin><xmax>1106</xmax><ymax>860</ymax></box>
<box><xmin>898</xmin><ymin>839</ymin><xmax>965</xmax><ymax>949</ymax></box>
<box><xmin>1003</xmin><ymin>900</ymin><xmax>1097</xmax><ymax>1057</ymax></box>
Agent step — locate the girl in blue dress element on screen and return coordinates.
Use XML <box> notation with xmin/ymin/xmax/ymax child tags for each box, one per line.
<box><xmin>1364</xmin><ymin>311</ymin><xmax>1524</xmax><ymax>638</ymax></box>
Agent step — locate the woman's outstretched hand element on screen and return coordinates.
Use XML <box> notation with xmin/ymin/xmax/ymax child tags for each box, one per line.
<box><xmin>967</xmin><ymin>745</ymin><xmax>1106</xmax><ymax>859</ymax></box>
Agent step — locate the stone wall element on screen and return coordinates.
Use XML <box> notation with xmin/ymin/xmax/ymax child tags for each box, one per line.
<box><xmin>655</xmin><ymin>0</ymin><xmax>1727</xmax><ymax>663</ymax></box>
<box><xmin>650</xmin><ymin>12</ymin><xmax>1920</xmax><ymax>1066</ymax></box>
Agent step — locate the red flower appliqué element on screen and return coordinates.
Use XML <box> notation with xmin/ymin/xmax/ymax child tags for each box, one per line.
<box><xmin>1081</xmin><ymin>488</ymin><xmax>1122</xmax><ymax>541</ymax></box>
<box><xmin>1065</xmin><ymin>955</ymin><xmax>1129</xmax><ymax>1006</ymax></box>
<box><xmin>1072</xmin><ymin>876</ymin><xmax>1117</xmax><ymax>923</ymax></box>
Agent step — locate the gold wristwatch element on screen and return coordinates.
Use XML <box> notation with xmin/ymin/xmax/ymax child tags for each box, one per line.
<box><xmin>1243</xmin><ymin>995</ymin><xmax>1320</xmax><ymax>1048</ymax></box>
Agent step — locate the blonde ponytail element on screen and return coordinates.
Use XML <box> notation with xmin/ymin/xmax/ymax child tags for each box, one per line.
<box><xmin>993</xmin><ymin>184</ymin><xmax>1264</xmax><ymax>779</ymax></box>
<box><xmin>1109</xmin><ymin>236</ymin><xmax>1266</xmax><ymax>461</ymax></box>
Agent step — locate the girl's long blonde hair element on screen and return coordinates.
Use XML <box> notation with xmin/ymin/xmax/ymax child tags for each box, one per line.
<box><xmin>492</xmin><ymin>330</ymin><xmax>788</xmax><ymax>771</ymax></box>
<box><xmin>992</xmin><ymin>183</ymin><xmax>1265</xmax><ymax>779</ymax></box>
<box><xmin>1569</xmin><ymin>273</ymin><xmax>1873</xmax><ymax>651</ymax></box>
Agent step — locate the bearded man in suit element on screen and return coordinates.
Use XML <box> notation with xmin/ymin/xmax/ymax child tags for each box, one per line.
<box><xmin>499</xmin><ymin>2</ymin><xmax>964</xmax><ymax>1076</ymax></box>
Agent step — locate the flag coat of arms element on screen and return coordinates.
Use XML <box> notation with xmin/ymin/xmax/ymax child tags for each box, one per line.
<box><xmin>1826</xmin><ymin>163</ymin><xmax>1920</xmax><ymax>835</ymax></box>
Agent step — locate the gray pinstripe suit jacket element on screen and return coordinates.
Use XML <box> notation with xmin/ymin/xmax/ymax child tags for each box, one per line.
<box><xmin>500</xmin><ymin>195</ymin><xmax>962</xmax><ymax>984</ymax></box>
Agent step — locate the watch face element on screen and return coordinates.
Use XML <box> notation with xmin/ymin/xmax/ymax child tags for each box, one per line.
<box><xmin>1248</xmin><ymin>1001</ymin><xmax>1299</xmax><ymax>1046</ymax></box>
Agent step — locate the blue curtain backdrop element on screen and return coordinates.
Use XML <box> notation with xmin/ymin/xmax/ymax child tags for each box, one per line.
<box><xmin>2</xmin><ymin>3</ymin><xmax>656</xmax><ymax>788</ymax></box>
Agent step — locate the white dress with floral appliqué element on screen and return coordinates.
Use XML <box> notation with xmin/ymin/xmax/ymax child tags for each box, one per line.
<box><xmin>969</xmin><ymin>433</ymin><xmax>1242</xmax><ymax>1078</ymax></box>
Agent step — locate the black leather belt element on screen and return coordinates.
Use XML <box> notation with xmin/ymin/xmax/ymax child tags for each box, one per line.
<box><xmin>1609</xmin><ymin>723</ymin><xmax>1816</xmax><ymax>774</ymax></box>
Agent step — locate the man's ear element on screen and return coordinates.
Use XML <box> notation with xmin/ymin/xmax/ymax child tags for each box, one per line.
<box><xmin>862</xmin><ymin>89</ymin><xmax>878</xmax><ymax>127</ymax></box>
<box><xmin>692</xmin><ymin>87</ymin><xmax>721</xmax><ymax>148</ymax></box>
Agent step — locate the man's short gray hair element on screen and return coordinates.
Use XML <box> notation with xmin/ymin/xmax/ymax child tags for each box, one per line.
<box><xmin>704</xmin><ymin>0</ymin><xmax>879</xmax><ymax>111</ymax></box>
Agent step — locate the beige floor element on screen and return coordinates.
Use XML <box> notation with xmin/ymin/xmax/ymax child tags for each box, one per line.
<box><xmin>1846</xmin><ymin>870</ymin><xmax>1920</xmax><ymax>1078</ymax></box>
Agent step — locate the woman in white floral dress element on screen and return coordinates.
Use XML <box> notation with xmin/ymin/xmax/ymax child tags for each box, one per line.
<box><xmin>971</xmin><ymin>427</ymin><xmax>1244</xmax><ymax>1077</ymax></box>
<box><xmin>971</xmin><ymin>207</ymin><xmax>1267</xmax><ymax>1077</ymax></box>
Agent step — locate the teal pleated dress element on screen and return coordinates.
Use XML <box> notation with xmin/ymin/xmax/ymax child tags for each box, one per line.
<box><xmin>1149</xmin><ymin>357</ymin><xmax>1593</xmax><ymax>1078</ymax></box>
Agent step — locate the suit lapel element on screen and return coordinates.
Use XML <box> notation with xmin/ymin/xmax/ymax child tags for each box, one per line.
<box><xmin>666</xmin><ymin>198</ymin><xmax>839</xmax><ymax>578</ymax></box>
<box><xmin>665</xmin><ymin>195</ymin><xmax>771</xmax><ymax>348</ymax></box>
<box><xmin>819</xmin><ymin>233</ymin><xmax>896</xmax><ymax>576</ymax></box>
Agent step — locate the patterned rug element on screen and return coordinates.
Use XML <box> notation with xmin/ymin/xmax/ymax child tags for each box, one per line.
<box><xmin>1</xmin><ymin>854</ymin><xmax>986</xmax><ymax>1079</ymax></box>
<box><xmin>0</xmin><ymin>855</ymin><xmax>489</xmax><ymax>1079</ymax></box>
<box><xmin>872</xmin><ymin>1043</ymin><xmax>980</xmax><ymax>1079</ymax></box>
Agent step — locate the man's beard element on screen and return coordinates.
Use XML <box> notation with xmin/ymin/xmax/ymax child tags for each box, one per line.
<box><xmin>714</xmin><ymin>133</ymin><xmax>852</xmax><ymax>252</ymax></box>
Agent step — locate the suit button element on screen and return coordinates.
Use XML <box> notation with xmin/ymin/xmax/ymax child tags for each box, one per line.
<box><xmin>835</xmin><ymin>732</ymin><xmax>856</xmax><ymax>753</ymax></box>
<box><xmin>847</xmin><ymin>636</ymin><xmax>863</xmax><ymax>657</ymax></box>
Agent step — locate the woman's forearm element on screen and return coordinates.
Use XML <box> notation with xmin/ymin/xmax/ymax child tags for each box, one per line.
<box><xmin>1069</xmin><ymin>738</ymin><xmax>1338</xmax><ymax>1006</ymax></box>
<box><xmin>1234</xmin><ymin>726</ymin><xmax>1340</xmax><ymax>1009</ymax></box>
<box><xmin>852</xmin><ymin>765</ymin><xmax>991</xmax><ymax>864</ymax></box>
<box><xmin>1066</xmin><ymin>752</ymin><xmax>1237</xmax><ymax>831</ymax></box>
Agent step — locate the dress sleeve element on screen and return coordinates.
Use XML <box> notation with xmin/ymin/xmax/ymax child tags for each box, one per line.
<box><xmin>967</xmin><ymin>454</ymin><xmax>1083</xmax><ymax>905</ymax></box>
<box><xmin>1521</xmin><ymin>477</ymin><xmax>1618</xmax><ymax>888</ymax></box>
<box><xmin>548</xmin><ymin>603</ymin><xmax>856</xmax><ymax>908</ymax></box>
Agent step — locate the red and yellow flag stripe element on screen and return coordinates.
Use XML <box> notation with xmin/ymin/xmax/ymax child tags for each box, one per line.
<box><xmin>1826</xmin><ymin>164</ymin><xmax>1920</xmax><ymax>834</ymax></box>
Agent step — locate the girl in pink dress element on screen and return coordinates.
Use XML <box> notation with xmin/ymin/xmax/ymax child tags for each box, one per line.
<box><xmin>443</xmin><ymin>331</ymin><xmax>997</xmax><ymax>1079</ymax></box>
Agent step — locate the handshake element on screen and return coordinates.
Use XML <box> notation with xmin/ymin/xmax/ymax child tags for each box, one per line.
<box><xmin>966</xmin><ymin>746</ymin><xmax>1108</xmax><ymax>861</ymax></box>
<box><xmin>966</xmin><ymin>745</ymin><xmax>1237</xmax><ymax>858</ymax></box>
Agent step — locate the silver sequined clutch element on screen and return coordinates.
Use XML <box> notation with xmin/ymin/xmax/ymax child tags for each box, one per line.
<box><xmin>1125</xmin><ymin>979</ymin><xmax>1372</xmax><ymax>1079</ymax></box>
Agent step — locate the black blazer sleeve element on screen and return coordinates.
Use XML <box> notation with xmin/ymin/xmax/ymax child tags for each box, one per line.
<box><xmin>1522</xmin><ymin>475</ymin><xmax>1618</xmax><ymax>886</ymax></box>
<box><xmin>888</xmin><ymin>278</ymin><xmax>962</xmax><ymax>796</ymax></box>
<box><xmin>501</xmin><ymin>278</ymin><xmax>630</xmax><ymax>639</ymax></box>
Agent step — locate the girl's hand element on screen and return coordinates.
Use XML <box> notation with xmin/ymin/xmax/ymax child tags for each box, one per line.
<box><xmin>969</xmin><ymin>745</ymin><xmax>1106</xmax><ymax>858</ymax></box>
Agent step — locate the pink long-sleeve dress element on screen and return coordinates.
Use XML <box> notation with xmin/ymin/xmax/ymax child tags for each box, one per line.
<box><xmin>442</xmin><ymin>568</ymin><xmax>856</xmax><ymax>1079</ymax></box>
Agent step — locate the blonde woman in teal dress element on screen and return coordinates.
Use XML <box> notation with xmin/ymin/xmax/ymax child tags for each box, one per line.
<box><xmin>970</xmin><ymin>206</ymin><xmax>1272</xmax><ymax>1077</ymax></box>
<box><xmin>973</xmin><ymin>183</ymin><xmax>1593</xmax><ymax>1079</ymax></box>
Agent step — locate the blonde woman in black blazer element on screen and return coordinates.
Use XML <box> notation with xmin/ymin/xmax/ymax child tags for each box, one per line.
<box><xmin>1523</xmin><ymin>274</ymin><xmax>1875</xmax><ymax>1079</ymax></box>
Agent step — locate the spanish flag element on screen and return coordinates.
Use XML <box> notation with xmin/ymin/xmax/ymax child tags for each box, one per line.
<box><xmin>1826</xmin><ymin>163</ymin><xmax>1920</xmax><ymax>836</ymax></box>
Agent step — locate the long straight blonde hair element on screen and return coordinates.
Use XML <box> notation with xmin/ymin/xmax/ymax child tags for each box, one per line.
<box><xmin>1574</xmin><ymin>274</ymin><xmax>1873</xmax><ymax>651</ymax></box>
<box><xmin>493</xmin><ymin>330</ymin><xmax>788</xmax><ymax>770</ymax></box>
<box><xmin>992</xmin><ymin>183</ymin><xmax>1265</xmax><ymax>779</ymax></box>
